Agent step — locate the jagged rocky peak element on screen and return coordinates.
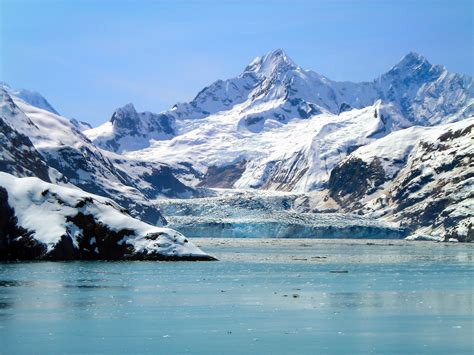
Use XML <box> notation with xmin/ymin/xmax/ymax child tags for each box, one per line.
<box><xmin>381</xmin><ymin>51</ymin><xmax>444</xmax><ymax>82</ymax></box>
<box><xmin>85</xmin><ymin>100</ymin><xmax>176</xmax><ymax>154</ymax></box>
<box><xmin>187</xmin><ymin>49</ymin><xmax>298</xmax><ymax>110</ymax></box>
<box><xmin>108</xmin><ymin>102</ymin><xmax>175</xmax><ymax>136</ymax></box>
<box><xmin>110</xmin><ymin>103</ymin><xmax>139</xmax><ymax>128</ymax></box>
<box><xmin>244</xmin><ymin>48</ymin><xmax>298</xmax><ymax>77</ymax></box>
<box><xmin>395</xmin><ymin>51</ymin><xmax>431</xmax><ymax>69</ymax></box>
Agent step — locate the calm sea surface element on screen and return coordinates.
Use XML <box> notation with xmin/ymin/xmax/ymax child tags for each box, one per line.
<box><xmin>0</xmin><ymin>239</ymin><xmax>473</xmax><ymax>354</ymax></box>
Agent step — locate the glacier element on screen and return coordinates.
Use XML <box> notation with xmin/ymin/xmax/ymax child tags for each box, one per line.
<box><xmin>155</xmin><ymin>189</ymin><xmax>407</xmax><ymax>239</ymax></box>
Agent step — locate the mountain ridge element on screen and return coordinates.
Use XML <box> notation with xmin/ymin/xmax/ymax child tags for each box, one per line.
<box><xmin>86</xmin><ymin>50</ymin><xmax>472</xmax><ymax>154</ymax></box>
<box><xmin>1</xmin><ymin>50</ymin><xmax>472</xmax><ymax>242</ymax></box>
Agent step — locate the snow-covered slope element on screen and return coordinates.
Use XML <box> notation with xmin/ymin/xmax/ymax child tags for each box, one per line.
<box><xmin>0</xmin><ymin>172</ymin><xmax>213</xmax><ymax>260</ymax></box>
<box><xmin>85</xmin><ymin>50</ymin><xmax>472</xmax><ymax>193</ymax></box>
<box><xmin>120</xmin><ymin>100</ymin><xmax>409</xmax><ymax>191</ymax></box>
<box><xmin>326</xmin><ymin>118</ymin><xmax>474</xmax><ymax>241</ymax></box>
<box><xmin>1</xmin><ymin>82</ymin><xmax>59</xmax><ymax>115</ymax></box>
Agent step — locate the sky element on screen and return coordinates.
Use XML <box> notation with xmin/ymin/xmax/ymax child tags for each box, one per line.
<box><xmin>1</xmin><ymin>0</ymin><xmax>473</xmax><ymax>127</ymax></box>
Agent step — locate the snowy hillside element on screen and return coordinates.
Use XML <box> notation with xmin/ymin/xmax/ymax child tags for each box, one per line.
<box><xmin>0</xmin><ymin>172</ymin><xmax>213</xmax><ymax>260</ymax></box>
<box><xmin>326</xmin><ymin>118</ymin><xmax>474</xmax><ymax>241</ymax></box>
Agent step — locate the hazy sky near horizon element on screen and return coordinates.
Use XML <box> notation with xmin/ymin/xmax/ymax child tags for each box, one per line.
<box><xmin>1</xmin><ymin>0</ymin><xmax>473</xmax><ymax>126</ymax></box>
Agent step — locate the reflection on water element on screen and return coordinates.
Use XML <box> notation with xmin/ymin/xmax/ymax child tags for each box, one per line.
<box><xmin>0</xmin><ymin>301</ymin><xmax>12</xmax><ymax>310</ymax></box>
<box><xmin>0</xmin><ymin>239</ymin><xmax>473</xmax><ymax>354</ymax></box>
<box><xmin>0</xmin><ymin>280</ymin><xmax>32</xmax><ymax>287</ymax></box>
<box><xmin>62</xmin><ymin>284</ymin><xmax>131</xmax><ymax>289</ymax></box>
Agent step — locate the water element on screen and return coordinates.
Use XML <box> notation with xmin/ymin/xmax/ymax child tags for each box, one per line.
<box><xmin>0</xmin><ymin>239</ymin><xmax>473</xmax><ymax>354</ymax></box>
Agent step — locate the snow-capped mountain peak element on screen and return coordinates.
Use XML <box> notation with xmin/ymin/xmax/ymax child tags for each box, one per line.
<box><xmin>396</xmin><ymin>51</ymin><xmax>430</xmax><ymax>68</ymax></box>
<box><xmin>1</xmin><ymin>82</ymin><xmax>59</xmax><ymax>115</ymax></box>
<box><xmin>245</xmin><ymin>48</ymin><xmax>298</xmax><ymax>77</ymax></box>
<box><xmin>382</xmin><ymin>51</ymin><xmax>442</xmax><ymax>81</ymax></box>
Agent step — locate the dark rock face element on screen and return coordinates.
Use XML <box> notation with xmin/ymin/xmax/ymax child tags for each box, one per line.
<box><xmin>438</xmin><ymin>123</ymin><xmax>472</xmax><ymax>142</ymax></box>
<box><xmin>0</xmin><ymin>118</ymin><xmax>51</xmax><ymax>182</ymax></box>
<box><xmin>444</xmin><ymin>223</ymin><xmax>474</xmax><ymax>243</ymax></box>
<box><xmin>0</xmin><ymin>187</ymin><xmax>47</xmax><ymax>260</ymax></box>
<box><xmin>153</xmin><ymin>114</ymin><xmax>174</xmax><ymax>135</ymax></box>
<box><xmin>339</xmin><ymin>102</ymin><xmax>352</xmax><ymax>114</ymax></box>
<box><xmin>289</xmin><ymin>98</ymin><xmax>320</xmax><ymax>119</ymax></box>
<box><xmin>47</xmin><ymin>213</ymin><xmax>137</xmax><ymax>260</ymax></box>
<box><xmin>197</xmin><ymin>161</ymin><xmax>247</xmax><ymax>188</ymax></box>
<box><xmin>328</xmin><ymin>157</ymin><xmax>385</xmax><ymax>207</ymax></box>
<box><xmin>391</xmin><ymin>168</ymin><xmax>434</xmax><ymax>211</ymax></box>
<box><xmin>141</xmin><ymin>165</ymin><xmax>193</xmax><ymax>198</ymax></box>
<box><xmin>110</xmin><ymin>105</ymin><xmax>140</xmax><ymax>131</ymax></box>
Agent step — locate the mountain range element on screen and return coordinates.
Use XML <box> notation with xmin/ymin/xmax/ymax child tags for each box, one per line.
<box><xmin>0</xmin><ymin>50</ymin><xmax>472</xmax><ymax>256</ymax></box>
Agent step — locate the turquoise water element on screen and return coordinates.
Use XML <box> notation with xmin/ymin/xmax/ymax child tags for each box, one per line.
<box><xmin>0</xmin><ymin>239</ymin><xmax>473</xmax><ymax>354</ymax></box>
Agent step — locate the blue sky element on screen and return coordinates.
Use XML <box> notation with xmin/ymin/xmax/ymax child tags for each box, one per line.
<box><xmin>1</xmin><ymin>0</ymin><xmax>472</xmax><ymax>126</ymax></box>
